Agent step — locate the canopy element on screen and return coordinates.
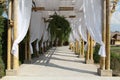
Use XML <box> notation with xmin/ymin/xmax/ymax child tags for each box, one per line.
<box><xmin>11</xmin><ymin>0</ymin><xmax>106</xmax><ymax>57</ymax></box>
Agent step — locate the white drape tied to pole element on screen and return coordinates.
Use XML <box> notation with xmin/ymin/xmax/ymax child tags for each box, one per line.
<box><xmin>11</xmin><ymin>0</ymin><xmax>32</xmax><ymax>57</ymax></box>
<box><xmin>76</xmin><ymin>12</ymin><xmax>88</xmax><ymax>50</ymax></box>
<box><xmin>83</xmin><ymin>0</ymin><xmax>106</xmax><ymax>57</ymax></box>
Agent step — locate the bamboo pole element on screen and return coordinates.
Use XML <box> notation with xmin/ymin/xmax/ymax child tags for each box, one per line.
<box><xmin>27</xmin><ymin>29</ymin><xmax>31</xmax><ymax>61</ymax></box>
<box><xmin>79</xmin><ymin>36</ymin><xmax>82</xmax><ymax>56</ymax></box>
<box><xmin>69</xmin><ymin>42</ymin><xmax>72</xmax><ymax>50</ymax></box>
<box><xmin>7</xmin><ymin>0</ymin><xmax>12</xmax><ymax>70</ymax></box>
<box><xmin>77</xmin><ymin>40</ymin><xmax>79</xmax><ymax>54</ymax></box>
<box><xmin>75</xmin><ymin>40</ymin><xmax>77</xmax><ymax>54</ymax></box>
<box><xmin>100</xmin><ymin>0</ymin><xmax>106</xmax><ymax>70</ymax></box>
<box><xmin>76</xmin><ymin>40</ymin><xmax>79</xmax><ymax>54</ymax></box>
<box><xmin>25</xmin><ymin>38</ymin><xmax>27</xmax><ymax>61</ymax></box>
<box><xmin>106</xmin><ymin>0</ymin><xmax>110</xmax><ymax>70</ymax></box>
<box><xmin>86</xmin><ymin>32</ymin><xmax>90</xmax><ymax>61</ymax></box>
<box><xmin>90</xmin><ymin>37</ymin><xmax>93</xmax><ymax>60</ymax></box>
<box><xmin>72</xmin><ymin>43</ymin><xmax>74</xmax><ymax>52</ymax></box>
<box><xmin>81</xmin><ymin>39</ymin><xmax>84</xmax><ymax>56</ymax></box>
<box><xmin>80</xmin><ymin>38</ymin><xmax>84</xmax><ymax>58</ymax></box>
<box><xmin>13</xmin><ymin>0</ymin><xmax>19</xmax><ymax>69</ymax></box>
<box><xmin>79</xmin><ymin>39</ymin><xmax>81</xmax><ymax>56</ymax></box>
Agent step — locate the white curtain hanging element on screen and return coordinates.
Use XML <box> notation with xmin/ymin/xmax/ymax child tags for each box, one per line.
<box><xmin>83</xmin><ymin>0</ymin><xmax>105</xmax><ymax>57</ymax></box>
<box><xmin>42</xmin><ymin>23</ymin><xmax>49</xmax><ymax>46</ymax></box>
<box><xmin>30</xmin><ymin>12</ymin><xmax>45</xmax><ymax>54</ymax></box>
<box><xmin>76</xmin><ymin>12</ymin><xmax>87</xmax><ymax>42</ymax></box>
<box><xmin>68</xmin><ymin>18</ymin><xmax>80</xmax><ymax>43</ymax></box>
<box><xmin>69</xmin><ymin>32</ymin><xmax>75</xmax><ymax>43</ymax></box>
<box><xmin>11</xmin><ymin>0</ymin><xmax>32</xmax><ymax>57</ymax></box>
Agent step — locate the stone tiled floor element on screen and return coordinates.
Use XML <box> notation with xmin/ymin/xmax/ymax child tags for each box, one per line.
<box><xmin>2</xmin><ymin>46</ymin><xmax>120</xmax><ymax>80</ymax></box>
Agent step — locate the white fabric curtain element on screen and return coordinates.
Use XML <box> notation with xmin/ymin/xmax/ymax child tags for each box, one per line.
<box><xmin>30</xmin><ymin>12</ymin><xmax>45</xmax><ymax>54</ymax></box>
<box><xmin>11</xmin><ymin>0</ymin><xmax>32</xmax><ymax>57</ymax></box>
<box><xmin>76</xmin><ymin>12</ymin><xmax>87</xmax><ymax>42</ymax></box>
<box><xmin>68</xmin><ymin>18</ymin><xmax>80</xmax><ymax>43</ymax></box>
<box><xmin>69</xmin><ymin>32</ymin><xmax>75</xmax><ymax>43</ymax></box>
<box><xmin>83</xmin><ymin>0</ymin><xmax>105</xmax><ymax>57</ymax></box>
<box><xmin>43</xmin><ymin>23</ymin><xmax>49</xmax><ymax>42</ymax></box>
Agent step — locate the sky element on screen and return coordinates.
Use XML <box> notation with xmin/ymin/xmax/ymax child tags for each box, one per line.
<box><xmin>111</xmin><ymin>2</ymin><xmax>120</xmax><ymax>32</ymax></box>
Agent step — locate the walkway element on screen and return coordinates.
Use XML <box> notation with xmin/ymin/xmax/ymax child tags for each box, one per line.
<box><xmin>2</xmin><ymin>46</ymin><xmax>120</xmax><ymax>80</ymax></box>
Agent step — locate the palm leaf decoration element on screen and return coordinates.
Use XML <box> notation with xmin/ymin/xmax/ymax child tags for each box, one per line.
<box><xmin>48</xmin><ymin>13</ymin><xmax>71</xmax><ymax>46</ymax></box>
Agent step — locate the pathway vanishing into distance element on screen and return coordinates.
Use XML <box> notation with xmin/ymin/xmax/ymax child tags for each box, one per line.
<box><xmin>2</xmin><ymin>46</ymin><xmax>120</xmax><ymax>80</ymax></box>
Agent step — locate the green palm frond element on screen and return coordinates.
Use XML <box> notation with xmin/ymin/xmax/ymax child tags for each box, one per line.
<box><xmin>48</xmin><ymin>14</ymin><xmax>71</xmax><ymax>44</ymax></box>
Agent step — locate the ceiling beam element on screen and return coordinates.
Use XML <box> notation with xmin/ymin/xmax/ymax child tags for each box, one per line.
<box><xmin>69</xmin><ymin>15</ymin><xmax>76</xmax><ymax>18</ymax></box>
<box><xmin>32</xmin><ymin>7</ymin><xmax>74</xmax><ymax>11</ymax></box>
<box><xmin>59</xmin><ymin>7</ymin><xmax>74</xmax><ymax>11</ymax></box>
<box><xmin>32</xmin><ymin>7</ymin><xmax>45</xmax><ymax>11</ymax></box>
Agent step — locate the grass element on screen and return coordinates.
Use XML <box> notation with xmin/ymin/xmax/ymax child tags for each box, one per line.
<box><xmin>110</xmin><ymin>45</ymin><xmax>120</xmax><ymax>76</ymax></box>
<box><xmin>110</xmin><ymin>46</ymin><xmax>120</xmax><ymax>55</ymax></box>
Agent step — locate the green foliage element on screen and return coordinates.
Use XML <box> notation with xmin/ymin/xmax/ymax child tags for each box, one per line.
<box><xmin>48</xmin><ymin>14</ymin><xmax>71</xmax><ymax>45</ymax></box>
<box><xmin>0</xmin><ymin>18</ymin><xmax>7</xmax><ymax>77</ymax></box>
<box><xmin>93</xmin><ymin>44</ymin><xmax>100</xmax><ymax>63</ymax></box>
<box><xmin>0</xmin><ymin>56</ymin><xmax>5</xmax><ymax>77</ymax></box>
<box><xmin>0</xmin><ymin>3</ymin><xmax>7</xmax><ymax>77</ymax></box>
<box><xmin>111</xmin><ymin>51</ymin><xmax>120</xmax><ymax>72</ymax></box>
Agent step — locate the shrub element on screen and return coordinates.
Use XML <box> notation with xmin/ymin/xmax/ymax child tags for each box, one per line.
<box><xmin>111</xmin><ymin>52</ymin><xmax>120</xmax><ymax>71</ymax></box>
<box><xmin>0</xmin><ymin>17</ymin><xmax>7</xmax><ymax>77</ymax></box>
<box><xmin>93</xmin><ymin>44</ymin><xmax>100</xmax><ymax>63</ymax></box>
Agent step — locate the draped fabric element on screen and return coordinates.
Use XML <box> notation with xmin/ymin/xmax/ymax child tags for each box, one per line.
<box><xmin>43</xmin><ymin>23</ymin><xmax>49</xmax><ymax>42</ymax></box>
<box><xmin>76</xmin><ymin>12</ymin><xmax>87</xmax><ymax>42</ymax></box>
<box><xmin>11</xmin><ymin>0</ymin><xmax>105</xmax><ymax>57</ymax></box>
<box><xmin>68</xmin><ymin>12</ymin><xmax>87</xmax><ymax>45</ymax></box>
<box><xmin>68</xmin><ymin>19</ymin><xmax>80</xmax><ymax>44</ymax></box>
<box><xmin>69</xmin><ymin>32</ymin><xmax>75</xmax><ymax>42</ymax></box>
<box><xmin>11</xmin><ymin>0</ymin><xmax>32</xmax><ymax>57</ymax></box>
<box><xmin>42</xmin><ymin>23</ymin><xmax>49</xmax><ymax>48</ymax></box>
<box><xmin>30</xmin><ymin>12</ymin><xmax>45</xmax><ymax>54</ymax></box>
<box><xmin>83</xmin><ymin>0</ymin><xmax>105</xmax><ymax>57</ymax></box>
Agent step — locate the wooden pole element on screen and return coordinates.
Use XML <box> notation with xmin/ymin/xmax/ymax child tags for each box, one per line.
<box><xmin>86</xmin><ymin>32</ymin><xmax>90</xmax><ymax>61</ymax></box>
<box><xmin>13</xmin><ymin>0</ymin><xmax>19</xmax><ymax>69</ymax></box>
<box><xmin>106</xmin><ymin>0</ymin><xmax>110</xmax><ymax>70</ymax></box>
<box><xmin>75</xmin><ymin>40</ymin><xmax>77</xmax><ymax>54</ymax></box>
<box><xmin>69</xmin><ymin>42</ymin><xmax>72</xmax><ymax>50</ymax></box>
<box><xmin>90</xmin><ymin>37</ymin><xmax>93</xmax><ymax>61</ymax></box>
<box><xmin>72</xmin><ymin>43</ymin><xmax>74</xmax><ymax>52</ymax></box>
<box><xmin>79</xmin><ymin>39</ymin><xmax>81</xmax><ymax>56</ymax></box>
<box><xmin>27</xmin><ymin>29</ymin><xmax>31</xmax><ymax>61</ymax></box>
<box><xmin>100</xmin><ymin>0</ymin><xmax>106</xmax><ymax>70</ymax></box>
<box><xmin>81</xmin><ymin>39</ymin><xmax>84</xmax><ymax>57</ymax></box>
<box><xmin>77</xmin><ymin>40</ymin><xmax>79</xmax><ymax>54</ymax></box>
<box><xmin>25</xmin><ymin>38</ymin><xmax>27</xmax><ymax>61</ymax></box>
<box><xmin>79</xmin><ymin>36</ymin><xmax>82</xmax><ymax>56</ymax></box>
<box><xmin>7</xmin><ymin>0</ymin><xmax>12</xmax><ymax>70</ymax></box>
<box><xmin>80</xmin><ymin>38</ymin><xmax>84</xmax><ymax>58</ymax></box>
<box><xmin>76</xmin><ymin>40</ymin><xmax>79</xmax><ymax>54</ymax></box>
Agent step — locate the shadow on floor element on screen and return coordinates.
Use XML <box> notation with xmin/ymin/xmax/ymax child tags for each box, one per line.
<box><xmin>54</xmin><ymin>53</ymin><xmax>79</xmax><ymax>58</ymax></box>
<box><xmin>51</xmin><ymin>57</ymin><xmax>85</xmax><ymax>63</ymax></box>
<box><xmin>29</xmin><ymin>47</ymin><xmax>98</xmax><ymax>76</ymax></box>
